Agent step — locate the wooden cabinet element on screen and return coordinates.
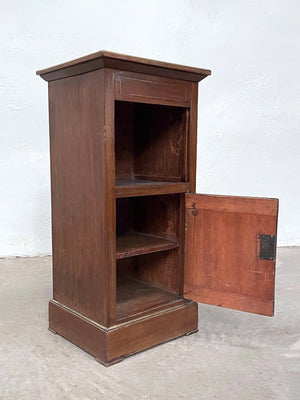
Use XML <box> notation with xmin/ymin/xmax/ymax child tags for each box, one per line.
<box><xmin>37</xmin><ymin>51</ymin><xmax>278</xmax><ymax>366</ymax></box>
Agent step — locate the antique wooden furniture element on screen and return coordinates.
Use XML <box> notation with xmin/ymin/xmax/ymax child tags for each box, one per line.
<box><xmin>37</xmin><ymin>51</ymin><xmax>278</xmax><ymax>366</ymax></box>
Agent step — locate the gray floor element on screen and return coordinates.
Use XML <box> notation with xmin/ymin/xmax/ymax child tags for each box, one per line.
<box><xmin>0</xmin><ymin>248</ymin><xmax>299</xmax><ymax>400</ymax></box>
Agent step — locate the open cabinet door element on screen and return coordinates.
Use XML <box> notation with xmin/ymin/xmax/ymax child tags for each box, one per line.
<box><xmin>184</xmin><ymin>194</ymin><xmax>278</xmax><ymax>316</ymax></box>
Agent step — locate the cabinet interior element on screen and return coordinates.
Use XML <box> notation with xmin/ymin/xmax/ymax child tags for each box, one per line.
<box><xmin>115</xmin><ymin>101</ymin><xmax>188</xmax><ymax>185</ymax></box>
<box><xmin>115</xmin><ymin>195</ymin><xmax>183</xmax><ymax>322</ymax></box>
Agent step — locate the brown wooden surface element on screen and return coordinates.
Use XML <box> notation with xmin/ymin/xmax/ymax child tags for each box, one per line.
<box><xmin>130</xmin><ymin>194</ymin><xmax>183</xmax><ymax>294</ymax></box>
<box><xmin>116</xmin><ymin>232</ymin><xmax>178</xmax><ymax>259</ymax></box>
<box><xmin>103</xmin><ymin>69</ymin><xmax>117</xmax><ymax>326</ymax></box>
<box><xmin>114</xmin><ymin>71</ymin><xmax>191</xmax><ymax>107</ymax></box>
<box><xmin>49</xmin><ymin>298</ymin><xmax>198</xmax><ymax>366</ymax></box>
<box><xmin>188</xmin><ymin>83</ymin><xmax>199</xmax><ymax>191</ymax></box>
<box><xmin>108</xmin><ymin>300</ymin><xmax>198</xmax><ymax>361</ymax></box>
<box><xmin>116</xmin><ymin>278</ymin><xmax>182</xmax><ymax>322</ymax></box>
<box><xmin>36</xmin><ymin>50</ymin><xmax>211</xmax><ymax>83</ymax></box>
<box><xmin>178</xmin><ymin>193</ymin><xmax>187</xmax><ymax>297</ymax></box>
<box><xmin>134</xmin><ymin>250</ymin><xmax>182</xmax><ymax>296</ymax></box>
<box><xmin>115</xmin><ymin>101</ymin><xmax>188</xmax><ymax>183</ymax></box>
<box><xmin>116</xmin><ymin>195</ymin><xmax>183</xmax><ymax>296</ymax></box>
<box><xmin>115</xmin><ymin>178</ymin><xmax>190</xmax><ymax>198</ymax></box>
<box><xmin>41</xmin><ymin>52</ymin><xmax>207</xmax><ymax>363</ymax></box>
<box><xmin>48</xmin><ymin>70</ymin><xmax>113</xmax><ymax>325</ymax></box>
<box><xmin>184</xmin><ymin>194</ymin><xmax>279</xmax><ymax>316</ymax></box>
<box><xmin>185</xmin><ymin>193</ymin><xmax>278</xmax><ymax>215</ymax></box>
<box><xmin>133</xmin><ymin>195</ymin><xmax>180</xmax><ymax>240</ymax></box>
<box><xmin>114</xmin><ymin>100</ymin><xmax>135</xmax><ymax>178</ymax></box>
<box><xmin>134</xmin><ymin>104</ymin><xmax>188</xmax><ymax>181</ymax></box>
<box><xmin>116</xmin><ymin>195</ymin><xmax>180</xmax><ymax>241</ymax></box>
<box><xmin>49</xmin><ymin>300</ymin><xmax>107</xmax><ymax>362</ymax></box>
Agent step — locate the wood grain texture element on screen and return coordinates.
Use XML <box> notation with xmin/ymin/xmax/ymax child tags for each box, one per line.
<box><xmin>49</xmin><ymin>300</ymin><xmax>107</xmax><ymax>362</ymax></box>
<box><xmin>116</xmin><ymin>195</ymin><xmax>181</xmax><ymax>241</ymax></box>
<box><xmin>37</xmin><ymin>50</ymin><xmax>211</xmax><ymax>83</ymax></box>
<box><xmin>188</xmin><ymin>83</ymin><xmax>199</xmax><ymax>192</ymax></box>
<box><xmin>116</xmin><ymin>278</ymin><xmax>182</xmax><ymax>322</ymax></box>
<box><xmin>114</xmin><ymin>71</ymin><xmax>191</xmax><ymax>107</ymax></box>
<box><xmin>103</xmin><ymin>69</ymin><xmax>117</xmax><ymax>326</ymax></box>
<box><xmin>49</xmin><ymin>298</ymin><xmax>198</xmax><ymax>366</ymax></box>
<box><xmin>184</xmin><ymin>194</ymin><xmax>279</xmax><ymax>316</ymax></box>
<box><xmin>115</xmin><ymin>179</ymin><xmax>190</xmax><ymax>198</ymax></box>
<box><xmin>116</xmin><ymin>232</ymin><xmax>178</xmax><ymax>259</ymax></box>
<box><xmin>115</xmin><ymin>101</ymin><xmax>188</xmax><ymax>183</ymax></box>
<box><xmin>132</xmin><ymin>194</ymin><xmax>181</xmax><ymax>241</ymax></box>
<box><xmin>134</xmin><ymin>250</ymin><xmax>181</xmax><ymax>295</ymax></box>
<box><xmin>40</xmin><ymin>51</ymin><xmax>211</xmax><ymax>363</ymax></box>
<box><xmin>114</xmin><ymin>100</ymin><xmax>135</xmax><ymax>178</ymax></box>
<box><xmin>108</xmin><ymin>300</ymin><xmax>198</xmax><ymax>362</ymax></box>
<box><xmin>132</xmin><ymin>195</ymin><xmax>183</xmax><ymax>293</ymax></box>
<box><xmin>48</xmin><ymin>70</ymin><xmax>111</xmax><ymax>325</ymax></box>
<box><xmin>116</xmin><ymin>195</ymin><xmax>183</xmax><ymax>295</ymax></box>
<box><xmin>185</xmin><ymin>193</ymin><xmax>278</xmax><ymax>215</ymax></box>
<box><xmin>183</xmin><ymin>285</ymin><xmax>274</xmax><ymax>316</ymax></box>
<box><xmin>134</xmin><ymin>104</ymin><xmax>188</xmax><ymax>181</ymax></box>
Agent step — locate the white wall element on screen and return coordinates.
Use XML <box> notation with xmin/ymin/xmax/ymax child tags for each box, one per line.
<box><xmin>1</xmin><ymin>0</ymin><xmax>299</xmax><ymax>256</ymax></box>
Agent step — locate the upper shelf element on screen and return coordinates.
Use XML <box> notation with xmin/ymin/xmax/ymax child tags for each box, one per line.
<box><xmin>115</xmin><ymin>178</ymin><xmax>189</xmax><ymax>198</ymax></box>
<box><xmin>36</xmin><ymin>50</ymin><xmax>211</xmax><ymax>82</ymax></box>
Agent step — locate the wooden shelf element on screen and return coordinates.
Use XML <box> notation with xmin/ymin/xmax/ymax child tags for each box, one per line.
<box><xmin>116</xmin><ymin>232</ymin><xmax>178</xmax><ymax>259</ymax></box>
<box><xmin>116</xmin><ymin>278</ymin><xmax>183</xmax><ymax>322</ymax></box>
<box><xmin>115</xmin><ymin>178</ymin><xmax>189</xmax><ymax>198</ymax></box>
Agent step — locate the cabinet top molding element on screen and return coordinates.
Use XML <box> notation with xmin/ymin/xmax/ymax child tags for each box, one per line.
<box><xmin>36</xmin><ymin>50</ymin><xmax>211</xmax><ymax>83</ymax></box>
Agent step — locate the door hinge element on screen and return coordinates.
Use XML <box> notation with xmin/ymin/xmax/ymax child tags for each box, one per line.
<box><xmin>259</xmin><ymin>234</ymin><xmax>276</xmax><ymax>261</ymax></box>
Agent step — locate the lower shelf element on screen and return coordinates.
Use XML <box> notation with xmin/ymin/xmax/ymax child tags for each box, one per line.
<box><xmin>116</xmin><ymin>232</ymin><xmax>178</xmax><ymax>259</ymax></box>
<box><xmin>116</xmin><ymin>278</ymin><xmax>182</xmax><ymax>323</ymax></box>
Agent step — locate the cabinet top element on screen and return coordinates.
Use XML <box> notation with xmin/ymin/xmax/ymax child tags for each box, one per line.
<box><xmin>36</xmin><ymin>50</ymin><xmax>211</xmax><ymax>83</ymax></box>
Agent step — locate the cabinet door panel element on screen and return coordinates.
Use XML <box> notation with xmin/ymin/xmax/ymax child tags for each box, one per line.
<box><xmin>184</xmin><ymin>194</ymin><xmax>278</xmax><ymax>316</ymax></box>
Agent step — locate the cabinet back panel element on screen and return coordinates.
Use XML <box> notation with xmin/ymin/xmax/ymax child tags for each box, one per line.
<box><xmin>134</xmin><ymin>104</ymin><xmax>187</xmax><ymax>181</ymax></box>
<box><xmin>116</xmin><ymin>195</ymin><xmax>180</xmax><ymax>241</ymax></box>
<box><xmin>134</xmin><ymin>250</ymin><xmax>181</xmax><ymax>294</ymax></box>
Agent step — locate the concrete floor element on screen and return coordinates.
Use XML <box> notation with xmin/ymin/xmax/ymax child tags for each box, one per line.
<box><xmin>0</xmin><ymin>248</ymin><xmax>299</xmax><ymax>400</ymax></box>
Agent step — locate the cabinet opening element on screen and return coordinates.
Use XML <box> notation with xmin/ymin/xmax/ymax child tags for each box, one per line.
<box><xmin>116</xmin><ymin>194</ymin><xmax>180</xmax><ymax>259</ymax></box>
<box><xmin>115</xmin><ymin>194</ymin><xmax>183</xmax><ymax>322</ymax></box>
<box><xmin>115</xmin><ymin>101</ymin><xmax>188</xmax><ymax>186</ymax></box>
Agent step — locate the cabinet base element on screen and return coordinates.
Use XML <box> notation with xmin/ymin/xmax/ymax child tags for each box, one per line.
<box><xmin>49</xmin><ymin>298</ymin><xmax>198</xmax><ymax>366</ymax></box>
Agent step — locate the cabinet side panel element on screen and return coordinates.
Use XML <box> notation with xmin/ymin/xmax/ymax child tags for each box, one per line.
<box><xmin>134</xmin><ymin>104</ymin><xmax>188</xmax><ymax>181</ymax></box>
<box><xmin>48</xmin><ymin>70</ymin><xmax>109</xmax><ymax>325</ymax></box>
<box><xmin>188</xmin><ymin>82</ymin><xmax>198</xmax><ymax>192</ymax></box>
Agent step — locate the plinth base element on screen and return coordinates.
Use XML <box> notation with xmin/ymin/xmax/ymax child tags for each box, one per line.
<box><xmin>48</xmin><ymin>298</ymin><xmax>198</xmax><ymax>366</ymax></box>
